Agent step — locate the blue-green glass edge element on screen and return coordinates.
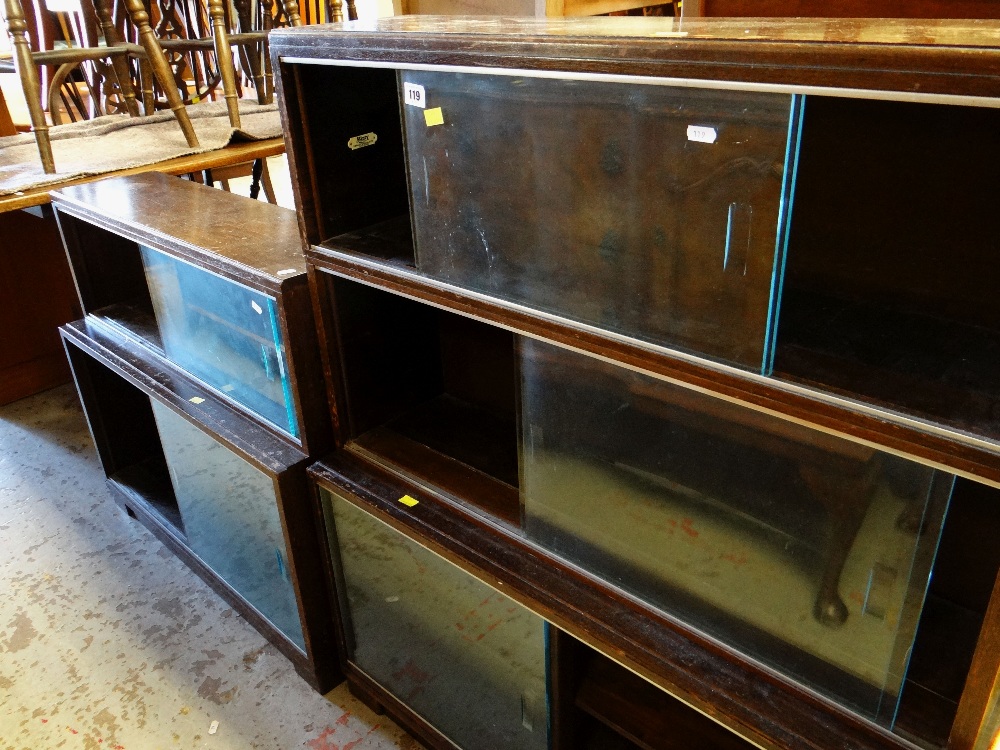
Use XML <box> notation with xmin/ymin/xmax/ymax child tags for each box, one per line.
<box><xmin>883</xmin><ymin>472</ymin><xmax>956</xmax><ymax>729</ymax></box>
<box><xmin>138</xmin><ymin>245</ymin><xmax>299</xmax><ymax>439</ymax></box>
<box><xmin>761</xmin><ymin>93</ymin><xmax>806</xmax><ymax>377</ymax></box>
<box><xmin>266</xmin><ymin>296</ymin><xmax>300</xmax><ymax>438</ymax></box>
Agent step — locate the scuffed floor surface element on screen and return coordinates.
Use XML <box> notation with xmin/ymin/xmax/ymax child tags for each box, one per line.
<box><xmin>0</xmin><ymin>385</ymin><xmax>418</xmax><ymax>750</ymax></box>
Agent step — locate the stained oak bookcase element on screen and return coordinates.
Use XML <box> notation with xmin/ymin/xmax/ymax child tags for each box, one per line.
<box><xmin>53</xmin><ymin>174</ymin><xmax>339</xmax><ymax>690</ymax></box>
<box><xmin>271</xmin><ymin>16</ymin><xmax>1000</xmax><ymax>750</ymax></box>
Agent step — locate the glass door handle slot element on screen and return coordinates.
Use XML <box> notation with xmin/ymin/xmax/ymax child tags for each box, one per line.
<box><xmin>724</xmin><ymin>202</ymin><xmax>753</xmax><ymax>276</ymax></box>
<box><xmin>275</xmin><ymin>549</ymin><xmax>289</xmax><ymax>582</ymax></box>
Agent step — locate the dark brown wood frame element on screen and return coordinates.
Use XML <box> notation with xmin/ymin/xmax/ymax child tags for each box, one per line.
<box><xmin>52</xmin><ymin>172</ymin><xmax>333</xmax><ymax>456</ymax></box>
<box><xmin>61</xmin><ymin>318</ymin><xmax>341</xmax><ymax>692</ymax></box>
<box><xmin>273</xmin><ymin>17</ymin><xmax>1000</xmax><ymax>750</ymax></box>
<box><xmin>304</xmin><ymin>251</ymin><xmax>1000</xmax><ymax>491</ymax></box>
<box><xmin>269</xmin><ymin>18</ymin><xmax>1000</xmax><ymax>101</ymax></box>
<box><xmin>270</xmin><ymin>20</ymin><xmax>1000</xmax><ymax>488</ymax></box>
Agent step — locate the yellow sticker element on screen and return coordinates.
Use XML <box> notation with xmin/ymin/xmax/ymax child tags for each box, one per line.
<box><xmin>424</xmin><ymin>107</ymin><xmax>444</xmax><ymax>127</ymax></box>
<box><xmin>189</xmin><ymin>396</ymin><xmax>205</xmax><ymax>404</ymax></box>
<box><xmin>398</xmin><ymin>495</ymin><xmax>419</xmax><ymax>507</ymax></box>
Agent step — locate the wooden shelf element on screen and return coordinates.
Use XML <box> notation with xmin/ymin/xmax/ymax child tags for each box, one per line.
<box><xmin>576</xmin><ymin>648</ymin><xmax>754</xmax><ymax>750</ymax></box>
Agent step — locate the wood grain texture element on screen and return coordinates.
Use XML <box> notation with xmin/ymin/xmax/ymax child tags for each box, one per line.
<box><xmin>61</xmin><ymin>319</ymin><xmax>307</xmax><ymax>471</ymax></box>
<box><xmin>276</xmin><ymin>279</ymin><xmax>335</xmax><ymax>456</ymax></box>
<box><xmin>52</xmin><ymin>172</ymin><xmax>304</xmax><ymax>293</ymax></box>
<box><xmin>305</xmin><ymin>256</ymin><xmax>1000</xmax><ymax>491</ymax></box>
<box><xmin>950</xmin><ymin>569</ymin><xmax>1000</xmax><ymax>749</ymax></box>
<box><xmin>575</xmin><ymin>644</ymin><xmax>756</xmax><ymax>750</ymax></box>
<box><xmin>269</xmin><ymin>17</ymin><xmax>1000</xmax><ymax>100</ymax></box>
<box><xmin>0</xmin><ymin>88</ymin><xmax>16</xmax><ymax>137</ymax></box>
<box><xmin>53</xmin><ymin>174</ymin><xmax>332</xmax><ymax>455</ymax></box>
<box><xmin>276</xmin><ymin>19</ymin><xmax>1000</xmax><ymax>750</ymax></box>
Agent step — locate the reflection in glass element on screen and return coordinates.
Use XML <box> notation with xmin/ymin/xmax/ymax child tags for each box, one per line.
<box><xmin>140</xmin><ymin>246</ymin><xmax>299</xmax><ymax>437</ymax></box>
<box><xmin>397</xmin><ymin>71</ymin><xmax>801</xmax><ymax>372</ymax></box>
<box><xmin>151</xmin><ymin>400</ymin><xmax>304</xmax><ymax>649</ymax></box>
<box><xmin>518</xmin><ymin>338</ymin><xmax>953</xmax><ymax>724</ymax></box>
<box><xmin>322</xmin><ymin>490</ymin><xmax>548</xmax><ymax>750</ymax></box>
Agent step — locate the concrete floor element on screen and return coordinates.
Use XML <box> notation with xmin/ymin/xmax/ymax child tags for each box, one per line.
<box><xmin>0</xmin><ymin>384</ymin><xmax>417</xmax><ymax>750</ymax></box>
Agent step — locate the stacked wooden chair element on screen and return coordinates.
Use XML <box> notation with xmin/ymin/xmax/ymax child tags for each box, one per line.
<box><xmin>2</xmin><ymin>0</ymin><xmax>321</xmax><ymax>177</ymax></box>
<box><xmin>2</xmin><ymin>0</ymin><xmax>200</xmax><ymax>173</ymax></box>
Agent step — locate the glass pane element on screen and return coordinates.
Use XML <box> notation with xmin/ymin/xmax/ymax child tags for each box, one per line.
<box><xmin>399</xmin><ymin>71</ymin><xmax>801</xmax><ymax>372</ymax></box>
<box><xmin>151</xmin><ymin>400</ymin><xmax>304</xmax><ymax>650</ymax></box>
<box><xmin>322</xmin><ymin>489</ymin><xmax>548</xmax><ymax>750</ymax></box>
<box><xmin>140</xmin><ymin>246</ymin><xmax>299</xmax><ymax>437</ymax></box>
<box><xmin>518</xmin><ymin>337</ymin><xmax>953</xmax><ymax>724</ymax></box>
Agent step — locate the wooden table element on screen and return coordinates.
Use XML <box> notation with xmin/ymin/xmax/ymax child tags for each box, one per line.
<box><xmin>0</xmin><ymin>137</ymin><xmax>285</xmax><ymax>212</ymax></box>
<box><xmin>0</xmin><ymin>137</ymin><xmax>286</xmax><ymax>405</ymax></box>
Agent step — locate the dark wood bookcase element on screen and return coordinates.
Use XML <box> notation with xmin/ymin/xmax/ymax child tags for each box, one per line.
<box><xmin>53</xmin><ymin>174</ymin><xmax>339</xmax><ymax>691</ymax></box>
<box><xmin>52</xmin><ymin>172</ymin><xmax>332</xmax><ymax>455</ymax></box>
<box><xmin>271</xmin><ymin>16</ymin><xmax>1000</xmax><ymax>750</ymax></box>
<box><xmin>61</xmin><ymin>319</ymin><xmax>339</xmax><ymax>690</ymax></box>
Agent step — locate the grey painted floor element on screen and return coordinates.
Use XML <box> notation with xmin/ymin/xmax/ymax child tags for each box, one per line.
<box><xmin>0</xmin><ymin>384</ymin><xmax>416</xmax><ymax>750</ymax></box>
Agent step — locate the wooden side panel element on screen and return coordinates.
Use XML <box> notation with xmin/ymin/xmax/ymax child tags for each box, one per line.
<box><xmin>0</xmin><ymin>209</ymin><xmax>79</xmax><ymax>405</ymax></box>
<box><xmin>950</xmin><ymin>571</ymin><xmax>1000</xmax><ymax>750</ymax></box>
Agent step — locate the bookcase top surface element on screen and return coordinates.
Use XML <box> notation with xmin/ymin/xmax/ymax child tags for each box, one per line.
<box><xmin>52</xmin><ymin>172</ymin><xmax>307</xmax><ymax>288</ymax></box>
<box><xmin>275</xmin><ymin>15</ymin><xmax>1000</xmax><ymax>47</ymax></box>
<box><xmin>271</xmin><ymin>15</ymin><xmax>1000</xmax><ymax>100</ymax></box>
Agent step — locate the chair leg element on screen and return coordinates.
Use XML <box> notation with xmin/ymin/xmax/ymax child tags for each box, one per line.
<box><xmin>137</xmin><ymin>58</ymin><xmax>155</xmax><ymax>116</ymax></box>
<box><xmin>250</xmin><ymin>157</ymin><xmax>278</xmax><ymax>202</ymax></box>
<box><xmin>93</xmin><ymin>0</ymin><xmax>141</xmax><ymax>117</ymax></box>
<box><xmin>4</xmin><ymin>0</ymin><xmax>55</xmax><ymax>172</ymax></box>
<box><xmin>260</xmin><ymin>158</ymin><xmax>276</xmax><ymax>204</ymax></box>
<box><xmin>121</xmin><ymin>0</ymin><xmax>201</xmax><ymax>148</ymax></box>
<box><xmin>277</xmin><ymin>0</ymin><xmax>302</xmax><ymax>26</ymax></box>
<box><xmin>234</xmin><ymin>0</ymin><xmax>269</xmax><ymax>104</ymax></box>
<box><xmin>209</xmin><ymin>0</ymin><xmax>242</xmax><ymax>129</ymax></box>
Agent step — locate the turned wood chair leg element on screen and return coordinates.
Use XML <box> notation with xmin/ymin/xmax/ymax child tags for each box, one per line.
<box><xmin>137</xmin><ymin>58</ymin><xmax>155</xmax><ymax>115</ymax></box>
<box><xmin>4</xmin><ymin>0</ymin><xmax>55</xmax><ymax>172</ymax></box>
<box><xmin>209</xmin><ymin>0</ymin><xmax>242</xmax><ymax>129</ymax></box>
<box><xmin>122</xmin><ymin>0</ymin><xmax>201</xmax><ymax>148</ymax></box>
<box><xmin>260</xmin><ymin>159</ymin><xmax>276</xmax><ymax>203</ymax></box>
<box><xmin>234</xmin><ymin>0</ymin><xmax>268</xmax><ymax>105</ymax></box>
<box><xmin>799</xmin><ymin>462</ymin><xmax>878</xmax><ymax>627</ymax></box>
<box><xmin>279</xmin><ymin>0</ymin><xmax>302</xmax><ymax>26</ymax></box>
<box><xmin>93</xmin><ymin>0</ymin><xmax>141</xmax><ymax>117</ymax></box>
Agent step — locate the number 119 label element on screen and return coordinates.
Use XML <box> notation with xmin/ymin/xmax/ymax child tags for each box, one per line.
<box><xmin>403</xmin><ymin>82</ymin><xmax>426</xmax><ymax>109</ymax></box>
